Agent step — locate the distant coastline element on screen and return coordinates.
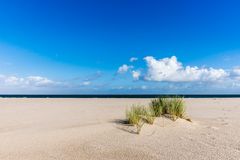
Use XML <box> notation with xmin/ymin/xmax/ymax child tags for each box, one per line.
<box><xmin>1</xmin><ymin>94</ymin><xmax>240</xmax><ymax>98</ymax></box>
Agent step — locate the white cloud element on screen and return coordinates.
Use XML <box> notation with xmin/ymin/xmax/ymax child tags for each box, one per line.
<box><xmin>130</xmin><ymin>57</ymin><xmax>138</xmax><ymax>62</ymax></box>
<box><xmin>232</xmin><ymin>67</ymin><xmax>240</xmax><ymax>75</ymax></box>
<box><xmin>132</xmin><ymin>70</ymin><xmax>141</xmax><ymax>80</ymax></box>
<box><xmin>26</xmin><ymin>76</ymin><xmax>55</xmax><ymax>86</ymax></box>
<box><xmin>82</xmin><ymin>81</ymin><xmax>91</xmax><ymax>86</ymax></box>
<box><xmin>117</xmin><ymin>64</ymin><xmax>133</xmax><ymax>74</ymax></box>
<box><xmin>4</xmin><ymin>76</ymin><xmax>24</xmax><ymax>85</ymax></box>
<box><xmin>143</xmin><ymin>56</ymin><xmax>228</xmax><ymax>82</ymax></box>
<box><xmin>230</xmin><ymin>67</ymin><xmax>240</xmax><ymax>80</ymax></box>
<box><xmin>0</xmin><ymin>75</ymin><xmax>57</xmax><ymax>87</ymax></box>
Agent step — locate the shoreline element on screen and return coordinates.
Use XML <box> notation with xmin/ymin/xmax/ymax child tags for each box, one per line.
<box><xmin>2</xmin><ymin>94</ymin><xmax>240</xmax><ymax>98</ymax></box>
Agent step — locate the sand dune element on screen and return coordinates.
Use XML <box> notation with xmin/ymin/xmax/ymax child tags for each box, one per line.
<box><xmin>0</xmin><ymin>98</ymin><xmax>240</xmax><ymax>160</ymax></box>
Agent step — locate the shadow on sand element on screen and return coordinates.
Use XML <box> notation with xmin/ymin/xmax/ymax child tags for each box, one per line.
<box><xmin>110</xmin><ymin>119</ymin><xmax>139</xmax><ymax>134</ymax></box>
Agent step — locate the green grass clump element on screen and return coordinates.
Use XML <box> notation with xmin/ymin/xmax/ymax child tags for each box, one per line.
<box><xmin>167</xmin><ymin>97</ymin><xmax>185</xmax><ymax>118</ymax></box>
<box><xmin>126</xmin><ymin>105</ymin><xmax>144</xmax><ymax>125</ymax></box>
<box><xmin>126</xmin><ymin>105</ymin><xmax>155</xmax><ymax>134</ymax></box>
<box><xmin>150</xmin><ymin>97</ymin><xmax>185</xmax><ymax>120</ymax></box>
<box><xmin>125</xmin><ymin>97</ymin><xmax>188</xmax><ymax>134</ymax></box>
<box><xmin>126</xmin><ymin>105</ymin><xmax>155</xmax><ymax>125</ymax></box>
<box><xmin>150</xmin><ymin>97</ymin><xmax>167</xmax><ymax>116</ymax></box>
<box><xmin>141</xmin><ymin>108</ymin><xmax>155</xmax><ymax>125</ymax></box>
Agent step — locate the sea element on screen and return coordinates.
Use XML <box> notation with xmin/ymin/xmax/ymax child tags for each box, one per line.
<box><xmin>0</xmin><ymin>94</ymin><xmax>240</xmax><ymax>98</ymax></box>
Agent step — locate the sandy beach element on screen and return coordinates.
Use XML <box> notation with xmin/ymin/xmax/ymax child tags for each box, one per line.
<box><xmin>0</xmin><ymin>98</ymin><xmax>239</xmax><ymax>160</ymax></box>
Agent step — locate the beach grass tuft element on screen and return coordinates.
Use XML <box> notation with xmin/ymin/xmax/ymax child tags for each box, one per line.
<box><xmin>150</xmin><ymin>97</ymin><xmax>186</xmax><ymax>121</ymax></box>
<box><xmin>126</xmin><ymin>105</ymin><xmax>155</xmax><ymax>125</ymax></box>
<box><xmin>126</xmin><ymin>97</ymin><xmax>189</xmax><ymax>134</ymax></box>
<box><xmin>126</xmin><ymin>105</ymin><xmax>155</xmax><ymax>134</ymax></box>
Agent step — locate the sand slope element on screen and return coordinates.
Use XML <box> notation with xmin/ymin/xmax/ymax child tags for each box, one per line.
<box><xmin>0</xmin><ymin>98</ymin><xmax>240</xmax><ymax>160</ymax></box>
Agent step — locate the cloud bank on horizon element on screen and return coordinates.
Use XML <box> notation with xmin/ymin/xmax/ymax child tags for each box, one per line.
<box><xmin>0</xmin><ymin>75</ymin><xmax>59</xmax><ymax>87</ymax></box>
<box><xmin>116</xmin><ymin>55</ymin><xmax>240</xmax><ymax>93</ymax></box>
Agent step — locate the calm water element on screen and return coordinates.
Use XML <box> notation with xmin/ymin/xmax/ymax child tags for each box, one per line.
<box><xmin>0</xmin><ymin>94</ymin><xmax>240</xmax><ymax>98</ymax></box>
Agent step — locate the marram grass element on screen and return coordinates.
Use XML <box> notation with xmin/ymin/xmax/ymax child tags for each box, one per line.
<box><xmin>150</xmin><ymin>97</ymin><xmax>167</xmax><ymax>117</ymax></box>
<box><xmin>126</xmin><ymin>105</ymin><xmax>155</xmax><ymax>125</ymax></box>
<box><xmin>125</xmin><ymin>97</ymin><xmax>190</xmax><ymax>134</ymax></box>
<box><xmin>150</xmin><ymin>97</ymin><xmax>186</xmax><ymax>120</ymax></box>
<box><xmin>168</xmin><ymin>97</ymin><xmax>185</xmax><ymax>118</ymax></box>
<box><xmin>126</xmin><ymin>105</ymin><xmax>155</xmax><ymax>134</ymax></box>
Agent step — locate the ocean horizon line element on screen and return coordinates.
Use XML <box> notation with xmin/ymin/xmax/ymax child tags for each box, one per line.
<box><xmin>1</xmin><ymin>94</ymin><xmax>240</xmax><ymax>98</ymax></box>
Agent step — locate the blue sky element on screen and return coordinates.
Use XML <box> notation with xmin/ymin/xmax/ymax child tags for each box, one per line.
<box><xmin>1</xmin><ymin>0</ymin><xmax>240</xmax><ymax>94</ymax></box>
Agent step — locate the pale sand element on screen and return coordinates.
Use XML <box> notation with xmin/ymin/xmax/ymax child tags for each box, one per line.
<box><xmin>0</xmin><ymin>98</ymin><xmax>240</xmax><ymax>160</ymax></box>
